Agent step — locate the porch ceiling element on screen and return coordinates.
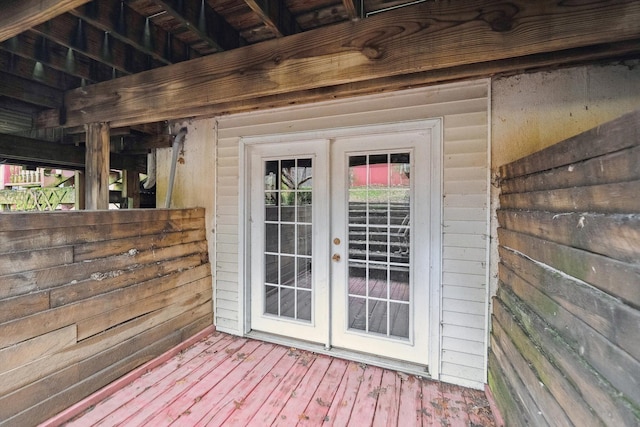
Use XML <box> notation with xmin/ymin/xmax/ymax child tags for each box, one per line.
<box><xmin>1</xmin><ymin>0</ymin><xmax>640</xmax><ymax>168</ymax></box>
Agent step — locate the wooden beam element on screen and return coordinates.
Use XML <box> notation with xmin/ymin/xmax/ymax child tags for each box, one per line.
<box><xmin>342</xmin><ymin>0</ymin><xmax>361</xmax><ymax>20</ymax></box>
<box><xmin>0</xmin><ymin>132</ymin><xmax>146</xmax><ymax>172</ymax></box>
<box><xmin>69</xmin><ymin>1</ymin><xmax>192</xmax><ymax>65</ymax></box>
<box><xmin>0</xmin><ymin>50</ymin><xmax>81</xmax><ymax>90</ymax></box>
<box><xmin>85</xmin><ymin>122</ymin><xmax>110</xmax><ymax>210</ymax></box>
<box><xmin>243</xmin><ymin>0</ymin><xmax>299</xmax><ymax>37</ymax></box>
<box><xmin>0</xmin><ymin>72</ymin><xmax>63</xmax><ymax>108</ymax></box>
<box><xmin>122</xmin><ymin>169</ymin><xmax>140</xmax><ymax>208</ymax></box>
<box><xmin>0</xmin><ymin>0</ymin><xmax>91</xmax><ymax>42</ymax></box>
<box><xmin>31</xmin><ymin>13</ymin><xmax>156</xmax><ymax>75</ymax></box>
<box><xmin>39</xmin><ymin>0</ymin><xmax>640</xmax><ymax>129</ymax></box>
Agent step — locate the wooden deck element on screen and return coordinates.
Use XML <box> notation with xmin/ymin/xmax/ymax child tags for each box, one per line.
<box><xmin>44</xmin><ymin>330</ymin><xmax>496</xmax><ymax>427</ymax></box>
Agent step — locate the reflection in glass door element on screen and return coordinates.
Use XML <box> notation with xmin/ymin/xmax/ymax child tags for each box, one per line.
<box><xmin>263</xmin><ymin>158</ymin><xmax>313</xmax><ymax>322</ymax></box>
<box><xmin>347</xmin><ymin>153</ymin><xmax>411</xmax><ymax>339</ymax></box>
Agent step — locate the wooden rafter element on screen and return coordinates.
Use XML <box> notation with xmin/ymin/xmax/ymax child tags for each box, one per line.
<box><xmin>0</xmin><ymin>72</ymin><xmax>63</xmax><ymax>109</ymax></box>
<box><xmin>242</xmin><ymin>0</ymin><xmax>298</xmax><ymax>37</ymax></box>
<box><xmin>39</xmin><ymin>0</ymin><xmax>640</xmax><ymax>129</ymax></box>
<box><xmin>0</xmin><ymin>50</ymin><xmax>81</xmax><ymax>90</ymax></box>
<box><xmin>129</xmin><ymin>0</ymin><xmax>228</xmax><ymax>53</ymax></box>
<box><xmin>0</xmin><ymin>0</ymin><xmax>91</xmax><ymax>42</ymax></box>
<box><xmin>69</xmin><ymin>1</ymin><xmax>193</xmax><ymax>65</ymax></box>
<box><xmin>31</xmin><ymin>13</ymin><xmax>156</xmax><ymax>75</ymax></box>
<box><xmin>342</xmin><ymin>0</ymin><xmax>361</xmax><ymax>20</ymax></box>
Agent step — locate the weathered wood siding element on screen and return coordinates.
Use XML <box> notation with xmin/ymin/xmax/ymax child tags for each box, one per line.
<box><xmin>490</xmin><ymin>110</ymin><xmax>640</xmax><ymax>425</ymax></box>
<box><xmin>215</xmin><ymin>80</ymin><xmax>490</xmax><ymax>388</ymax></box>
<box><xmin>0</xmin><ymin>208</ymin><xmax>212</xmax><ymax>426</ymax></box>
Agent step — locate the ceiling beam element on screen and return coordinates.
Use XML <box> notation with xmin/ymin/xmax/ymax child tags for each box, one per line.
<box><xmin>0</xmin><ymin>72</ymin><xmax>63</xmax><ymax>108</ymax></box>
<box><xmin>0</xmin><ymin>0</ymin><xmax>92</xmax><ymax>43</ymax></box>
<box><xmin>31</xmin><ymin>13</ymin><xmax>156</xmax><ymax>75</ymax></box>
<box><xmin>342</xmin><ymin>0</ymin><xmax>361</xmax><ymax>20</ymax></box>
<box><xmin>242</xmin><ymin>0</ymin><xmax>299</xmax><ymax>38</ymax></box>
<box><xmin>70</xmin><ymin>1</ymin><xmax>193</xmax><ymax>65</ymax></box>
<box><xmin>39</xmin><ymin>0</ymin><xmax>640</xmax><ymax>128</ymax></box>
<box><xmin>1</xmin><ymin>31</ymin><xmax>114</xmax><ymax>83</ymax></box>
<box><xmin>0</xmin><ymin>50</ymin><xmax>81</xmax><ymax>90</ymax></box>
<box><xmin>0</xmin><ymin>132</ymin><xmax>146</xmax><ymax>172</ymax></box>
<box><xmin>128</xmin><ymin>0</ymin><xmax>229</xmax><ymax>54</ymax></box>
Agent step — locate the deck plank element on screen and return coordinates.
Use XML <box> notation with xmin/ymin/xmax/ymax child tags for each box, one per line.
<box><xmin>397</xmin><ymin>374</ymin><xmax>424</xmax><ymax>426</ymax></box>
<box><xmin>149</xmin><ymin>341</ymin><xmax>275</xmax><ymax>425</ymax></box>
<box><xmin>272</xmin><ymin>354</ymin><xmax>332</xmax><ymax>425</ymax></box>
<box><xmin>200</xmin><ymin>345</ymin><xmax>290</xmax><ymax>426</ymax></box>
<box><xmin>372</xmin><ymin>369</ymin><xmax>401</xmax><ymax>426</ymax></box>
<box><xmin>349</xmin><ymin>365</ymin><xmax>385</xmax><ymax>426</ymax></box>
<box><xmin>51</xmin><ymin>333</ymin><xmax>496</xmax><ymax>427</ymax></box>
<box><xmin>298</xmin><ymin>358</ymin><xmax>350</xmax><ymax>426</ymax></box>
<box><xmin>64</xmin><ymin>334</ymin><xmax>226</xmax><ymax>426</ymax></box>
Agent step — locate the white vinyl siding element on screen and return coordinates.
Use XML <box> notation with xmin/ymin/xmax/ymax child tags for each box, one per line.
<box><xmin>214</xmin><ymin>79</ymin><xmax>489</xmax><ymax>388</ymax></box>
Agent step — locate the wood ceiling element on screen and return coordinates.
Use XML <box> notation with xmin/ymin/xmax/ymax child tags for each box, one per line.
<box><xmin>1</xmin><ymin>0</ymin><xmax>640</xmax><ymax>170</ymax></box>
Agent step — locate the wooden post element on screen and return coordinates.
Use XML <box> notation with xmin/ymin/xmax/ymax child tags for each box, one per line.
<box><xmin>122</xmin><ymin>169</ymin><xmax>140</xmax><ymax>209</ymax></box>
<box><xmin>85</xmin><ymin>122</ymin><xmax>110</xmax><ymax>210</ymax></box>
<box><xmin>74</xmin><ymin>170</ymin><xmax>85</xmax><ymax>210</ymax></box>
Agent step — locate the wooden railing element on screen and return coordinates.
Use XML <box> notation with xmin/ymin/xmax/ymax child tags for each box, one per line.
<box><xmin>489</xmin><ymin>110</ymin><xmax>640</xmax><ymax>426</ymax></box>
<box><xmin>0</xmin><ymin>208</ymin><xmax>213</xmax><ymax>426</ymax></box>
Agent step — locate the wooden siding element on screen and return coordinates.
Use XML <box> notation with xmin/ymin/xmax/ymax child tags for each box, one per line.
<box><xmin>215</xmin><ymin>80</ymin><xmax>489</xmax><ymax>388</ymax></box>
<box><xmin>0</xmin><ymin>208</ymin><xmax>213</xmax><ymax>426</ymax></box>
<box><xmin>490</xmin><ymin>109</ymin><xmax>640</xmax><ymax>426</ymax></box>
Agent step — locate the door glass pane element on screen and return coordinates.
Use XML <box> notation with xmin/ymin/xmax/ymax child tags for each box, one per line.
<box><xmin>263</xmin><ymin>158</ymin><xmax>313</xmax><ymax>322</ymax></box>
<box><xmin>347</xmin><ymin>152</ymin><xmax>411</xmax><ymax>339</ymax></box>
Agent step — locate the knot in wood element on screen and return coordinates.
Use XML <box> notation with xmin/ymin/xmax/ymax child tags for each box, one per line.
<box><xmin>362</xmin><ymin>45</ymin><xmax>383</xmax><ymax>60</ymax></box>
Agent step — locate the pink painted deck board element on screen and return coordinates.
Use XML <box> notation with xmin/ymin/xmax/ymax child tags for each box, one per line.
<box><xmin>49</xmin><ymin>332</ymin><xmax>496</xmax><ymax>427</ymax></box>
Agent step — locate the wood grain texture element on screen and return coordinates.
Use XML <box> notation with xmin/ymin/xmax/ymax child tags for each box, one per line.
<box><xmin>0</xmin><ymin>0</ymin><xmax>91</xmax><ymax>42</ymax></box>
<box><xmin>85</xmin><ymin>122</ymin><xmax>111</xmax><ymax>210</ymax></box>
<box><xmin>41</xmin><ymin>0</ymin><xmax>640</xmax><ymax>128</ymax></box>
<box><xmin>0</xmin><ymin>208</ymin><xmax>212</xmax><ymax>424</ymax></box>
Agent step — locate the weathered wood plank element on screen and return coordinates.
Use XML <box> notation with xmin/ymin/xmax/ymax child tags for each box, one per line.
<box><xmin>371</xmin><ymin>368</ymin><xmax>401</xmax><ymax>427</ymax></box>
<box><xmin>0</xmin><ymin>301</ymin><xmax>211</xmax><ymax>424</ymax></box>
<box><xmin>0</xmin><ymin>217</ymin><xmax>204</xmax><ymax>253</ymax></box>
<box><xmin>0</xmin><ymin>246</ymin><xmax>73</xmax><ymax>275</ymax></box>
<box><xmin>50</xmin><ymin>254</ymin><xmax>204</xmax><ymax>307</ymax></box>
<box><xmin>498</xmin><ymin>288</ymin><xmax>639</xmax><ymax>426</ymax></box>
<box><xmin>396</xmin><ymin>375</ymin><xmax>423</xmax><ymax>425</ymax></box>
<box><xmin>498</xmin><ymin>228</ymin><xmax>640</xmax><ymax>307</ymax></box>
<box><xmin>0</xmin><ymin>291</ymin><xmax>49</xmax><ymax>323</ymax></box>
<box><xmin>1</xmin><ymin>241</ymin><xmax>208</xmax><ymax>300</ymax></box>
<box><xmin>76</xmin><ymin>273</ymin><xmax>211</xmax><ymax>340</ymax></box>
<box><xmin>74</xmin><ymin>228</ymin><xmax>206</xmax><ymax>261</ymax></box>
<box><xmin>500</xmin><ymin>180</ymin><xmax>640</xmax><ymax>213</ymax></box>
<box><xmin>0</xmin><ymin>0</ymin><xmax>91</xmax><ymax>42</ymax></box>
<box><xmin>488</xmin><ymin>331</ymin><xmax>554</xmax><ymax>427</ymax></box>
<box><xmin>501</xmin><ymin>144</ymin><xmax>640</xmax><ymax>195</ymax></box>
<box><xmin>499</xmin><ymin>246</ymin><xmax>640</xmax><ymax>363</ymax></box>
<box><xmin>0</xmin><ymin>207</ymin><xmax>204</xmax><ymax>233</ymax></box>
<box><xmin>0</xmin><ymin>325</ymin><xmax>76</xmax><ymax>374</ymax></box>
<box><xmin>0</xmin><ymin>281</ymin><xmax>210</xmax><ymax>396</ymax></box>
<box><xmin>349</xmin><ymin>365</ymin><xmax>384</xmax><ymax>426</ymax></box>
<box><xmin>493</xmin><ymin>296</ymin><xmax>602</xmax><ymax>426</ymax></box>
<box><xmin>43</xmin><ymin>0</ymin><xmax>640</xmax><ymax>128</ymax></box>
<box><xmin>0</xmin><ymin>262</ymin><xmax>210</xmax><ymax>349</ymax></box>
<box><xmin>85</xmin><ymin>122</ymin><xmax>111</xmax><ymax>210</ymax></box>
<box><xmin>299</xmin><ymin>358</ymin><xmax>350</xmax><ymax>426</ymax></box>
<box><xmin>499</xmin><ymin>109</ymin><xmax>640</xmax><ymax>179</ymax></box>
<box><xmin>498</xmin><ymin>210</ymin><xmax>640</xmax><ymax>264</ymax></box>
<box><xmin>499</xmin><ymin>262</ymin><xmax>640</xmax><ymax>404</ymax></box>
<box><xmin>487</xmin><ymin>351</ymin><xmax>532</xmax><ymax>427</ymax></box>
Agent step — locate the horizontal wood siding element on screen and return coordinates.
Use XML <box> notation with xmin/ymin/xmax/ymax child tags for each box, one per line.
<box><xmin>0</xmin><ymin>208</ymin><xmax>212</xmax><ymax>426</ymax></box>
<box><xmin>215</xmin><ymin>80</ymin><xmax>489</xmax><ymax>387</ymax></box>
<box><xmin>491</xmin><ymin>109</ymin><xmax>640</xmax><ymax>426</ymax></box>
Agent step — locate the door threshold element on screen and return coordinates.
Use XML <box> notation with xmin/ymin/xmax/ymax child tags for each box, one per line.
<box><xmin>246</xmin><ymin>330</ymin><xmax>431</xmax><ymax>379</ymax></box>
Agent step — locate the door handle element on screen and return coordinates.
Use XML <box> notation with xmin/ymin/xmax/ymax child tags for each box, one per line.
<box><xmin>332</xmin><ymin>253</ymin><xmax>341</xmax><ymax>262</ymax></box>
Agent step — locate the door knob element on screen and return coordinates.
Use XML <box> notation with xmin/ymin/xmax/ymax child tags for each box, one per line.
<box><xmin>332</xmin><ymin>253</ymin><xmax>341</xmax><ymax>262</ymax></box>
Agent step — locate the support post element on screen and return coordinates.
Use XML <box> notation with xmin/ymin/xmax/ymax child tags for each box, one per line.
<box><xmin>123</xmin><ymin>169</ymin><xmax>140</xmax><ymax>208</ymax></box>
<box><xmin>74</xmin><ymin>171</ymin><xmax>85</xmax><ymax>210</ymax></box>
<box><xmin>85</xmin><ymin>122</ymin><xmax>110</xmax><ymax>210</ymax></box>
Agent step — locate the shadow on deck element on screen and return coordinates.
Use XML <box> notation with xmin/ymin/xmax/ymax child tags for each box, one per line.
<box><xmin>43</xmin><ymin>328</ymin><xmax>496</xmax><ymax>426</ymax></box>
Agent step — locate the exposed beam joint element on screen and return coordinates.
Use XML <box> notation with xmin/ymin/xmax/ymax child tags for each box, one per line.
<box><xmin>243</xmin><ymin>0</ymin><xmax>299</xmax><ymax>37</ymax></box>
<box><xmin>0</xmin><ymin>0</ymin><xmax>91</xmax><ymax>42</ymax></box>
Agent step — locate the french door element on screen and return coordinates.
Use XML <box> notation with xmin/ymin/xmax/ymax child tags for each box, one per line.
<box><xmin>248</xmin><ymin>125</ymin><xmax>434</xmax><ymax>365</ymax></box>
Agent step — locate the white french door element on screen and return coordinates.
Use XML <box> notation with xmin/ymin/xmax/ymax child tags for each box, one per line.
<box><xmin>247</xmin><ymin>124</ymin><xmax>435</xmax><ymax>366</ymax></box>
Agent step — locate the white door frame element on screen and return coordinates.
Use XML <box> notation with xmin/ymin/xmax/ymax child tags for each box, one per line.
<box><xmin>239</xmin><ymin>119</ymin><xmax>442</xmax><ymax>375</ymax></box>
